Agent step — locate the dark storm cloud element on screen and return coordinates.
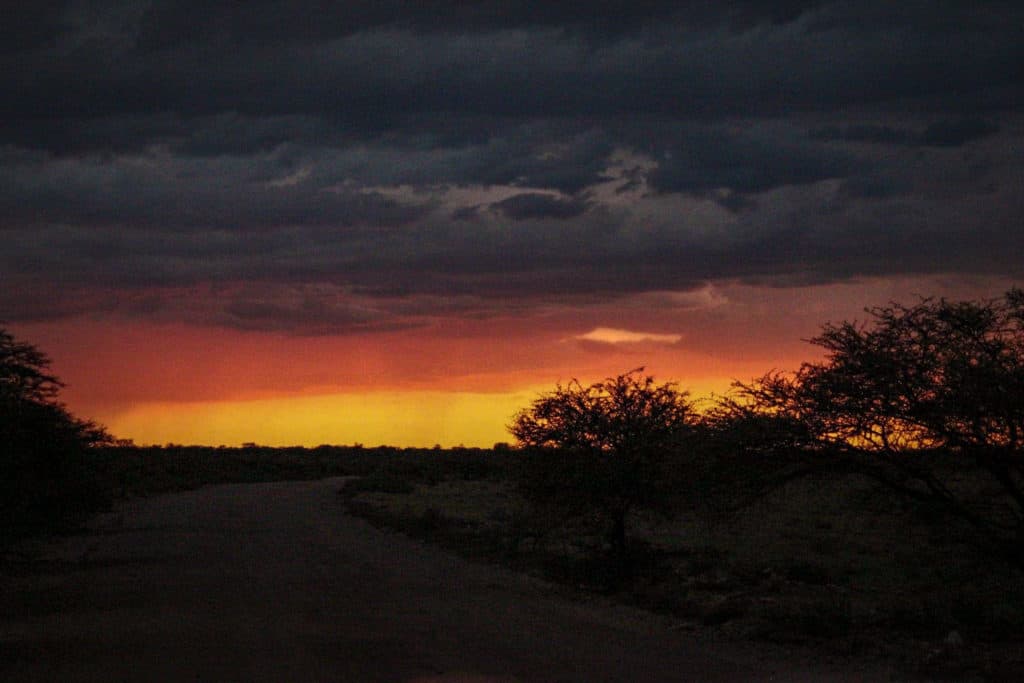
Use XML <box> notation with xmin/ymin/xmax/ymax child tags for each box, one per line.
<box><xmin>812</xmin><ymin>118</ymin><xmax>1000</xmax><ymax>148</ymax></box>
<box><xmin>0</xmin><ymin>147</ymin><xmax>429</xmax><ymax>230</ymax></box>
<box><xmin>220</xmin><ymin>289</ymin><xmax>404</xmax><ymax>335</ymax></box>
<box><xmin>836</xmin><ymin>174</ymin><xmax>908</xmax><ymax>200</ymax></box>
<box><xmin>811</xmin><ymin>124</ymin><xmax>914</xmax><ymax>145</ymax></box>
<box><xmin>491</xmin><ymin>193</ymin><xmax>589</xmax><ymax>220</ymax></box>
<box><xmin>638</xmin><ymin>123</ymin><xmax>860</xmax><ymax>194</ymax></box>
<box><xmin>918</xmin><ymin>118</ymin><xmax>1001</xmax><ymax>147</ymax></box>
<box><xmin>314</xmin><ymin>125</ymin><xmax>613</xmax><ymax>194</ymax></box>
<box><xmin>132</xmin><ymin>0</ymin><xmax>826</xmax><ymax>49</ymax></box>
<box><xmin>5</xmin><ymin>2</ymin><xmax>1020</xmax><ymax>135</ymax></box>
<box><xmin>0</xmin><ymin>0</ymin><xmax>69</xmax><ymax>54</ymax></box>
<box><xmin>1</xmin><ymin>0</ymin><xmax>1022</xmax><ymax>330</ymax></box>
<box><xmin>7</xmin><ymin>113</ymin><xmax>343</xmax><ymax>158</ymax></box>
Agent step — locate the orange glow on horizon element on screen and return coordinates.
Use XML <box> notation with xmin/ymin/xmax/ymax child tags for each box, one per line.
<box><xmin>16</xmin><ymin>316</ymin><xmax>779</xmax><ymax>447</ymax></box>
<box><xmin>15</xmin><ymin>276</ymin><xmax>1014</xmax><ymax>448</ymax></box>
<box><xmin>100</xmin><ymin>390</ymin><xmax>543</xmax><ymax>448</ymax></box>
<box><xmin>96</xmin><ymin>375</ymin><xmax>740</xmax><ymax>448</ymax></box>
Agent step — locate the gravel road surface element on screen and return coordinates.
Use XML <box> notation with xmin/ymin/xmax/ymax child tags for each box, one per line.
<box><xmin>1</xmin><ymin>478</ymin><xmax>896</xmax><ymax>682</ymax></box>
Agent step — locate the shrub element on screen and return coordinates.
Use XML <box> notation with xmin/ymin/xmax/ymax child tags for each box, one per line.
<box><xmin>721</xmin><ymin>290</ymin><xmax>1024</xmax><ymax>570</ymax></box>
<box><xmin>1</xmin><ymin>328</ymin><xmax>113</xmax><ymax>541</ymax></box>
<box><xmin>509</xmin><ymin>369</ymin><xmax>696</xmax><ymax>568</ymax></box>
<box><xmin>342</xmin><ymin>468</ymin><xmax>416</xmax><ymax>495</ymax></box>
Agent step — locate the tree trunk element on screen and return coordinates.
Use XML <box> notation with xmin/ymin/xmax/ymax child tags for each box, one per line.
<box><xmin>608</xmin><ymin>508</ymin><xmax>627</xmax><ymax>564</ymax></box>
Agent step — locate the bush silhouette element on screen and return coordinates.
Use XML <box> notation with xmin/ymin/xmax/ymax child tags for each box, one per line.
<box><xmin>721</xmin><ymin>290</ymin><xmax>1024</xmax><ymax>568</ymax></box>
<box><xmin>1</xmin><ymin>327</ymin><xmax>112</xmax><ymax>541</ymax></box>
<box><xmin>509</xmin><ymin>369</ymin><xmax>695</xmax><ymax>570</ymax></box>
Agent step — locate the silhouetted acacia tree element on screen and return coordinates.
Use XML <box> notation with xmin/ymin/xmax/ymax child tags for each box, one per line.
<box><xmin>1</xmin><ymin>327</ymin><xmax>112</xmax><ymax>540</ymax></box>
<box><xmin>509</xmin><ymin>369</ymin><xmax>695</xmax><ymax>564</ymax></box>
<box><xmin>722</xmin><ymin>290</ymin><xmax>1024</xmax><ymax>567</ymax></box>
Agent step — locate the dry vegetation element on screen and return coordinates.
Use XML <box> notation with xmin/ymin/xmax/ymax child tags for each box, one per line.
<box><xmin>337</xmin><ymin>450</ymin><xmax>1024</xmax><ymax>682</ymax></box>
<box><xmin>6</xmin><ymin>440</ymin><xmax>1023</xmax><ymax>679</ymax></box>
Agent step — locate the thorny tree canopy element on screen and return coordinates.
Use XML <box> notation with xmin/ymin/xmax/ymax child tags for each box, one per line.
<box><xmin>509</xmin><ymin>369</ymin><xmax>694</xmax><ymax>454</ymax></box>
<box><xmin>734</xmin><ymin>289</ymin><xmax>1024</xmax><ymax>456</ymax></box>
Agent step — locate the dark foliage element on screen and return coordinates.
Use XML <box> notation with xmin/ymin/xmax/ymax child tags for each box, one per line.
<box><xmin>509</xmin><ymin>369</ymin><xmax>695</xmax><ymax>568</ymax></box>
<box><xmin>90</xmin><ymin>443</ymin><xmax>516</xmax><ymax>501</ymax></box>
<box><xmin>1</xmin><ymin>328</ymin><xmax>113</xmax><ymax>541</ymax></box>
<box><xmin>720</xmin><ymin>290</ymin><xmax>1024</xmax><ymax>568</ymax></box>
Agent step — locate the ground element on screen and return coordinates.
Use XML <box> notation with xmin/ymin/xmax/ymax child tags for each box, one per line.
<box><xmin>1</xmin><ymin>478</ymin><xmax>896</xmax><ymax>682</ymax></box>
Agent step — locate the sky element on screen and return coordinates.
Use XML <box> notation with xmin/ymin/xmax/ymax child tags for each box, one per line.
<box><xmin>3</xmin><ymin>1</ymin><xmax>1022</xmax><ymax>447</ymax></box>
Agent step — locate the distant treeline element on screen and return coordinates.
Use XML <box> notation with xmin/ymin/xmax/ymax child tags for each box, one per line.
<box><xmin>93</xmin><ymin>442</ymin><xmax>516</xmax><ymax>499</ymax></box>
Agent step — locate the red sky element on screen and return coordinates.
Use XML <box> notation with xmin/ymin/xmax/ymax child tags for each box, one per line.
<box><xmin>15</xmin><ymin>275</ymin><xmax>1015</xmax><ymax>447</ymax></box>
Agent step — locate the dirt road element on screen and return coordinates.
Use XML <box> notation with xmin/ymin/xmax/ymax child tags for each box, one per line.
<box><xmin>1</xmin><ymin>478</ymin><xmax>896</xmax><ymax>681</ymax></box>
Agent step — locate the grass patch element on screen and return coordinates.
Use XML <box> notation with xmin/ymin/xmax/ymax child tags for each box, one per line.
<box><xmin>337</xmin><ymin>454</ymin><xmax>1024</xmax><ymax>679</ymax></box>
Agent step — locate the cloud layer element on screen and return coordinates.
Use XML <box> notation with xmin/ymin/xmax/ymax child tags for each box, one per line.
<box><xmin>2</xmin><ymin>1</ymin><xmax>1022</xmax><ymax>332</ymax></box>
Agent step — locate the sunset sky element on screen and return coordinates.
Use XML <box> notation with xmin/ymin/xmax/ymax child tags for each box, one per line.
<box><xmin>3</xmin><ymin>2</ymin><xmax>1022</xmax><ymax>447</ymax></box>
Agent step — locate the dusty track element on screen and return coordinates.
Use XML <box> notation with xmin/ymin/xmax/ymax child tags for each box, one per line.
<box><xmin>1</xmin><ymin>478</ymin><xmax>895</xmax><ymax>681</ymax></box>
